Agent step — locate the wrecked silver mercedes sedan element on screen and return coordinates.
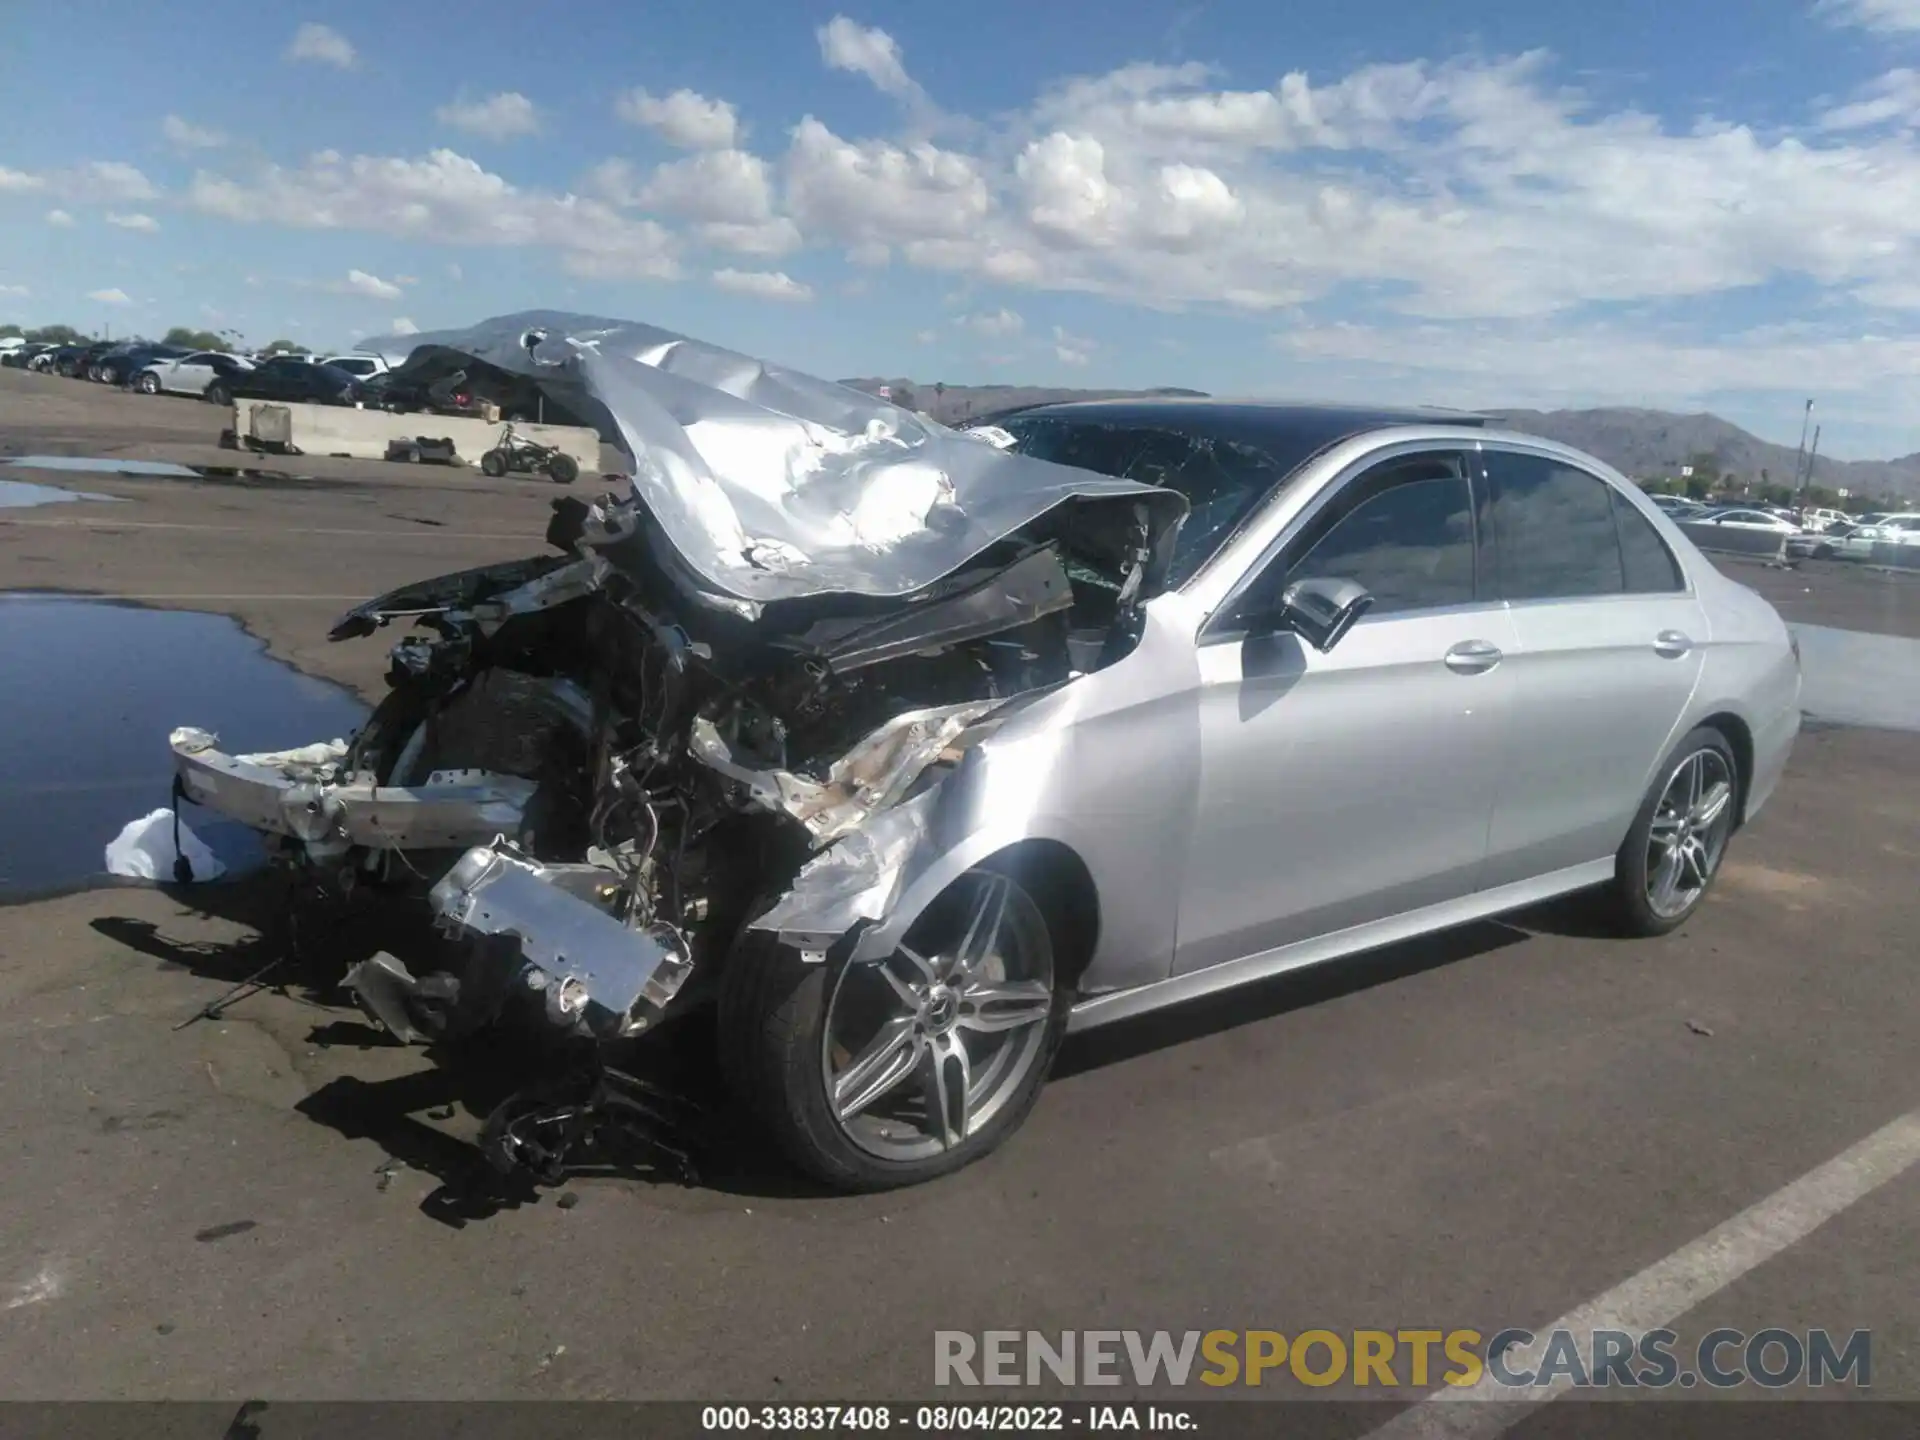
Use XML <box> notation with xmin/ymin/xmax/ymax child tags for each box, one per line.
<box><xmin>167</xmin><ymin>312</ymin><xmax>1799</xmax><ymax>1191</ymax></box>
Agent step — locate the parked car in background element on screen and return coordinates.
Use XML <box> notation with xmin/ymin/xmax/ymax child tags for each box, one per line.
<box><xmin>321</xmin><ymin>353</ymin><xmax>390</xmax><ymax>380</ymax></box>
<box><xmin>1873</xmin><ymin>513</ymin><xmax>1920</xmax><ymax>545</ymax></box>
<box><xmin>1689</xmin><ymin>507</ymin><xmax>1800</xmax><ymax>536</ymax></box>
<box><xmin>63</xmin><ymin>341</ymin><xmax>118</xmax><ymax>378</ymax></box>
<box><xmin>135</xmin><ymin>351</ymin><xmax>254</xmax><ymax>398</ymax></box>
<box><xmin>211</xmin><ymin>357</ymin><xmax>365</xmax><ymax>408</ymax></box>
<box><xmin>94</xmin><ymin>343</ymin><xmax>190</xmax><ymax>387</ymax></box>
<box><xmin>1646</xmin><ymin>493</ymin><xmax>1694</xmax><ymax>513</ymax></box>
<box><xmin>1828</xmin><ymin>523</ymin><xmax>1889</xmax><ymax>560</ymax></box>
<box><xmin>1799</xmin><ymin>507</ymin><xmax>1848</xmax><ymax>531</ymax></box>
<box><xmin>1</xmin><ymin>342</ymin><xmax>58</xmax><ymax>370</ymax></box>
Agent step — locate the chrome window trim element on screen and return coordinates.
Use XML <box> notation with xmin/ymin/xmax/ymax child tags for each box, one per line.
<box><xmin>1186</xmin><ymin>427</ymin><xmax>1699</xmax><ymax>640</ymax></box>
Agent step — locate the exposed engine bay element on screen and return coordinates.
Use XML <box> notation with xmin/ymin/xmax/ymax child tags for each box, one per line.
<box><xmin>166</xmin><ymin>312</ymin><xmax>1187</xmax><ymax>1186</ymax></box>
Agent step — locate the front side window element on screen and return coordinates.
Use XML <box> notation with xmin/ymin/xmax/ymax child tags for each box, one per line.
<box><xmin>1225</xmin><ymin>452</ymin><xmax>1477</xmax><ymax>625</ymax></box>
<box><xmin>1282</xmin><ymin>455</ymin><xmax>1477</xmax><ymax>616</ymax></box>
<box><xmin>1482</xmin><ymin>451</ymin><xmax>1624</xmax><ymax>600</ymax></box>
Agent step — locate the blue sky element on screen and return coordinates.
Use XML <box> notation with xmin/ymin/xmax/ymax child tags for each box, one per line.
<box><xmin>6</xmin><ymin>0</ymin><xmax>1920</xmax><ymax>456</ymax></box>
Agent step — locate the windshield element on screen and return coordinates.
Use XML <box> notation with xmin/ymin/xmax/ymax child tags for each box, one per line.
<box><xmin>998</xmin><ymin>417</ymin><xmax>1300</xmax><ymax>584</ymax></box>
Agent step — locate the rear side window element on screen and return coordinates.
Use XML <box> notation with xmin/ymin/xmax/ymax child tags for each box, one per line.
<box><xmin>1483</xmin><ymin>452</ymin><xmax>1624</xmax><ymax>600</ymax></box>
<box><xmin>1612</xmin><ymin>493</ymin><xmax>1685</xmax><ymax>593</ymax></box>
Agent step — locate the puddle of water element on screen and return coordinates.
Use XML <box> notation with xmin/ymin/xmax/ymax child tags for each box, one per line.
<box><xmin>5</xmin><ymin>456</ymin><xmax>200</xmax><ymax>478</ymax></box>
<box><xmin>0</xmin><ymin>479</ymin><xmax>119</xmax><ymax>509</ymax></box>
<box><xmin>1791</xmin><ymin>623</ymin><xmax>1920</xmax><ymax>733</ymax></box>
<box><xmin>0</xmin><ymin>597</ymin><xmax>368</xmax><ymax>897</ymax></box>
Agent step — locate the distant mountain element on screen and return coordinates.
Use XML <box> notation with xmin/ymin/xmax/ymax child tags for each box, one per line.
<box><xmin>839</xmin><ymin>381</ymin><xmax>1919</xmax><ymax>502</ymax></box>
<box><xmin>1488</xmin><ymin>408</ymin><xmax>1919</xmax><ymax>502</ymax></box>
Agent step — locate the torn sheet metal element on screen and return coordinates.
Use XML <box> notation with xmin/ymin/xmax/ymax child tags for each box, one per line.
<box><xmin>428</xmin><ymin>845</ymin><xmax>693</xmax><ymax>1034</ymax></box>
<box><xmin>357</xmin><ymin>311</ymin><xmax>1186</xmax><ymax>608</ymax></box>
<box><xmin>749</xmin><ymin>787</ymin><xmax>941</xmax><ymax>951</ymax></box>
<box><xmin>172</xmin><ymin>729</ymin><xmax>537</xmax><ymax>854</ymax></box>
<box><xmin>689</xmin><ymin>700</ymin><xmax>992</xmax><ymax>845</ymax></box>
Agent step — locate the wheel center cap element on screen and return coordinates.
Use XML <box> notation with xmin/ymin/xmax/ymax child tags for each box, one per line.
<box><xmin>924</xmin><ymin>987</ymin><xmax>958</xmax><ymax>1034</ymax></box>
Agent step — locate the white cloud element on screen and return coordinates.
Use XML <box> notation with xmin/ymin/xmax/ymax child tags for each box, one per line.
<box><xmin>437</xmin><ymin>92</ymin><xmax>542</xmax><ymax>140</ymax></box>
<box><xmin>87</xmin><ymin>288</ymin><xmax>132</xmax><ymax>305</ymax></box>
<box><xmin>66</xmin><ymin>161</ymin><xmax>159</xmax><ymax>203</ymax></box>
<box><xmin>0</xmin><ymin>284</ymin><xmax>28</xmax><ymax>297</ymax></box>
<box><xmin>287</xmin><ymin>22</ymin><xmax>356</xmax><ymax>68</ymax></box>
<box><xmin>957</xmin><ymin>308</ymin><xmax>1023</xmax><ymax>336</ymax></box>
<box><xmin>0</xmin><ymin>166</ymin><xmax>43</xmax><ymax>191</ymax></box>
<box><xmin>1818</xmin><ymin>69</ymin><xmax>1920</xmax><ymax>130</ymax></box>
<box><xmin>915</xmin><ymin>328</ymin><xmax>938</xmax><ymax>343</ymax></box>
<box><xmin>1818</xmin><ymin>0</ymin><xmax>1920</xmax><ymax>32</ymax></box>
<box><xmin>640</xmin><ymin>149</ymin><xmax>776</xmax><ymax>223</ymax></box>
<box><xmin>699</xmin><ymin>217</ymin><xmax>804</xmax><ymax>256</ymax></box>
<box><xmin>1054</xmin><ymin>326</ymin><xmax>1095</xmax><ymax>365</ymax></box>
<box><xmin>45</xmin><ymin>209</ymin><xmax>74</xmax><ymax>227</ymax></box>
<box><xmin>711</xmin><ymin>267</ymin><xmax>815</xmax><ymax>301</ymax></box>
<box><xmin>615</xmin><ymin>88</ymin><xmax>740</xmax><ymax>149</ymax></box>
<box><xmin>390</xmin><ymin>316</ymin><xmax>420</xmax><ymax>335</ymax></box>
<box><xmin>162</xmin><ymin>114</ymin><xmax>226</xmax><ymax>150</ymax></box>
<box><xmin>817</xmin><ymin>16</ymin><xmax>920</xmax><ymax>100</ymax></box>
<box><xmin>188</xmin><ymin>147</ymin><xmax>679</xmax><ymax>280</ymax></box>
<box><xmin>447</xmin><ymin>261</ymin><xmax>463</xmax><ymax>280</ymax></box>
<box><xmin>1275</xmin><ymin>318</ymin><xmax>1920</xmax><ymax>418</ymax></box>
<box><xmin>785</xmin><ymin>117</ymin><xmax>991</xmax><ymax>246</ymax></box>
<box><xmin>106</xmin><ymin>212</ymin><xmax>160</xmax><ymax>232</ymax></box>
<box><xmin>340</xmin><ymin>268</ymin><xmax>404</xmax><ymax>300</ymax></box>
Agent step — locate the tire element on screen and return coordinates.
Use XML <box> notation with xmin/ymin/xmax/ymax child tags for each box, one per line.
<box><xmin>137</xmin><ymin>371</ymin><xmax>161</xmax><ymax>395</ymax></box>
<box><xmin>206</xmin><ymin>383</ymin><xmax>230</xmax><ymax>407</ymax></box>
<box><xmin>546</xmin><ymin>454</ymin><xmax>579</xmax><ymax>485</ymax></box>
<box><xmin>719</xmin><ymin>857</ymin><xmax>1072</xmax><ymax>1191</ymax></box>
<box><xmin>480</xmin><ymin>449</ymin><xmax>509</xmax><ymax>478</ymax></box>
<box><xmin>1606</xmin><ymin>725</ymin><xmax>1741</xmax><ymax>937</ymax></box>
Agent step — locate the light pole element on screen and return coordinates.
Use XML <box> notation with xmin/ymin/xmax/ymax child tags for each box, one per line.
<box><xmin>1791</xmin><ymin>399</ymin><xmax>1813</xmax><ymax>494</ymax></box>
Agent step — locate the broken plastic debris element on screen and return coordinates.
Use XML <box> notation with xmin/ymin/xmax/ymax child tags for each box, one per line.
<box><xmin>104</xmin><ymin>809</ymin><xmax>228</xmax><ymax>882</ymax></box>
<box><xmin>169</xmin><ymin>726</ymin><xmax>218</xmax><ymax>755</ymax></box>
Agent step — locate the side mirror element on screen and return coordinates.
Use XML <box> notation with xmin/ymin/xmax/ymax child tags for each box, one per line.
<box><xmin>1257</xmin><ymin>576</ymin><xmax>1373</xmax><ymax>652</ymax></box>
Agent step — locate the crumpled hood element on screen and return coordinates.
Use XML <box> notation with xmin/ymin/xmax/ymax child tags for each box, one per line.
<box><xmin>358</xmin><ymin>311</ymin><xmax>1186</xmax><ymax>609</ymax></box>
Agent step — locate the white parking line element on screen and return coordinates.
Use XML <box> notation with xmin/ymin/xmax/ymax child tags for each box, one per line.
<box><xmin>1366</xmin><ymin>1107</ymin><xmax>1920</xmax><ymax>1439</ymax></box>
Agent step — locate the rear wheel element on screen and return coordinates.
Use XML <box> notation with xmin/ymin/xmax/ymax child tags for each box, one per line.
<box><xmin>720</xmin><ymin>859</ymin><xmax>1070</xmax><ymax>1191</ymax></box>
<box><xmin>480</xmin><ymin>449</ymin><xmax>509</xmax><ymax>478</ymax></box>
<box><xmin>1607</xmin><ymin>726</ymin><xmax>1740</xmax><ymax>936</ymax></box>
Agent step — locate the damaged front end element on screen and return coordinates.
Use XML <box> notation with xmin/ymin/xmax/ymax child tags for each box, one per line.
<box><xmin>164</xmin><ymin>313</ymin><xmax>1184</xmax><ymax>1182</ymax></box>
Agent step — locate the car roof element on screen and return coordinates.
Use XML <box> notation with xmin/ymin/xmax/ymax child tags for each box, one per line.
<box><xmin>1003</xmin><ymin>397</ymin><xmax>1489</xmax><ymax>454</ymax></box>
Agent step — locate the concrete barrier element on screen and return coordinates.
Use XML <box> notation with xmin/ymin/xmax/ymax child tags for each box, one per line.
<box><xmin>1868</xmin><ymin>541</ymin><xmax>1920</xmax><ymax>572</ymax></box>
<box><xmin>1675</xmin><ymin>520</ymin><xmax>1788</xmax><ymax>560</ymax></box>
<box><xmin>231</xmin><ymin>400</ymin><xmax>602</xmax><ymax>473</ymax></box>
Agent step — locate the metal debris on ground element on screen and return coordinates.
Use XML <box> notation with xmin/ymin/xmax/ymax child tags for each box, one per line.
<box><xmin>1686</xmin><ymin>1019</ymin><xmax>1715</xmax><ymax>1036</ymax></box>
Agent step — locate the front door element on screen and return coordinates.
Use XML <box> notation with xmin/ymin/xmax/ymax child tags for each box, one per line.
<box><xmin>1174</xmin><ymin>449</ymin><xmax>1516</xmax><ymax>975</ymax></box>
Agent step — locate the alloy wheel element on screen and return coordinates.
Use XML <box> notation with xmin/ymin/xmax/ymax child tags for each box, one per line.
<box><xmin>1645</xmin><ymin>748</ymin><xmax>1736</xmax><ymax>919</ymax></box>
<box><xmin>822</xmin><ymin>870</ymin><xmax>1054</xmax><ymax>1161</ymax></box>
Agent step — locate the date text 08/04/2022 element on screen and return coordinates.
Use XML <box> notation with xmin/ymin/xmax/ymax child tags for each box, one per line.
<box><xmin>701</xmin><ymin>1404</ymin><xmax>1194</xmax><ymax>1431</ymax></box>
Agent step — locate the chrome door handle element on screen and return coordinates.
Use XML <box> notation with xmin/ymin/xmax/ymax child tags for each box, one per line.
<box><xmin>1444</xmin><ymin>639</ymin><xmax>1503</xmax><ymax>674</ymax></box>
<box><xmin>1654</xmin><ymin>630</ymin><xmax>1693</xmax><ymax>659</ymax></box>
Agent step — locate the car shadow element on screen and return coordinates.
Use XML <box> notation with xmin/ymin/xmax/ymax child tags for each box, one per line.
<box><xmin>1054</xmin><ymin>918</ymin><xmax>1530</xmax><ymax>1078</ymax></box>
<box><xmin>294</xmin><ymin>1012</ymin><xmax>840</xmax><ymax>1220</ymax></box>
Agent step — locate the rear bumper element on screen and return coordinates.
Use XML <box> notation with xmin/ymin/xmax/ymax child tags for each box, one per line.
<box><xmin>169</xmin><ymin>728</ymin><xmax>536</xmax><ymax>857</ymax></box>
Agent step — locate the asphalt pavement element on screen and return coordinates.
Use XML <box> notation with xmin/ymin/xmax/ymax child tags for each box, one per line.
<box><xmin>0</xmin><ymin>369</ymin><xmax>1916</xmax><ymax>1420</ymax></box>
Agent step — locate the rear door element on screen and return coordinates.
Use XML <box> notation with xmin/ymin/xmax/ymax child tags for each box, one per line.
<box><xmin>1474</xmin><ymin>447</ymin><xmax>1707</xmax><ymax>887</ymax></box>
